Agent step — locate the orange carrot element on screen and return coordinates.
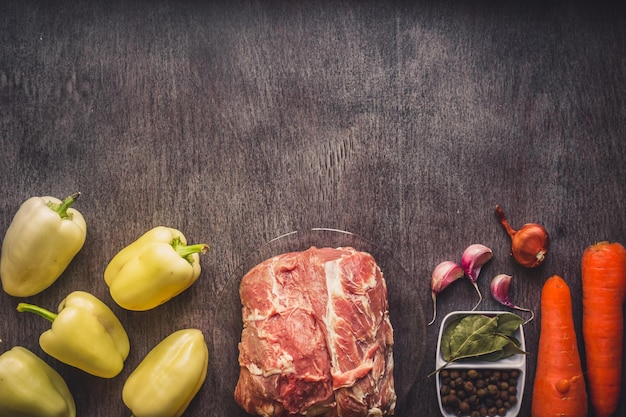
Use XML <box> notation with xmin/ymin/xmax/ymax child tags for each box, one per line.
<box><xmin>582</xmin><ymin>241</ymin><xmax>626</xmax><ymax>417</ymax></box>
<box><xmin>532</xmin><ymin>275</ymin><xmax>587</xmax><ymax>417</ymax></box>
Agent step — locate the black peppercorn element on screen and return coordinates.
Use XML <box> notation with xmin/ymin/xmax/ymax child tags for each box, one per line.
<box><xmin>439</xmin><ymin>368</ymin><xmax>521</xmax><ymax>416</ymax></box>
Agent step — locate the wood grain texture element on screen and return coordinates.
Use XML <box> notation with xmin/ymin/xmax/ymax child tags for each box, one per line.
<box><xmin>1</xmin><ymin>1</ymin><xmax>625</xmax><ymax>416</ymax></box>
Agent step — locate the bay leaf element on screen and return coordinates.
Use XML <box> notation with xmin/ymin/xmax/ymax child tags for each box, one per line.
<box><xmin>448</xmin><ymin>333</ymin><xmax>512</xmax><ymax>362</ymax></box>
<box><xmin>429</xmin><ymin>313</ymin><xmax>526</xmax><ymax>377</ymax></box>
<box><xmin>443</xmin><ymin>315</ymin><xmax>499</xmax><ymax>361</ymax></box>
<box><xmin>495</xmin><ymin>312</ymin><xmax>524</xmax><ymax>334</ymax></box>
<box><xmin>478</xmin><ymin>335</ymin><xmax>526</xmax><ymax>361</ymax></box>
<box><xmin>440</xmin><ymin>315</ymin><xmax>464</xmax><ymax>360</ymax></box>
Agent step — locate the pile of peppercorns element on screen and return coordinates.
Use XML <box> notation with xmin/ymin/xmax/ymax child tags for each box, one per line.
<box><xmin>439</xmin><ymin>368</ymin><xmax>520</xmax><ymax>417</ymax></box>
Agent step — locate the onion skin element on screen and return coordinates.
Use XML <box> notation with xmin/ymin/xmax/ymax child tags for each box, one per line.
<box><xmin>495</xmin><ymin>205</ymin><xmax>550</xmax><ymax>268</ymax></box>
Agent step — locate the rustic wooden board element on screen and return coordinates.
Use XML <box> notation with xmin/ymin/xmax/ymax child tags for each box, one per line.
<box><xmin>1</xmin><ymin>1</ymin><xmax>625</xmax><ymax>416</ymax></box>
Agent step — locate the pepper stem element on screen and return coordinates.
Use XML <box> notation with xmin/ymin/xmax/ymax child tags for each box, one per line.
<box><xmin>495</xmin><ymin>205</ymin><xmax>517</xmax><ymax>238</ymax></box>
<box><xmin>46</xmin><ymin>192</ymin><xmax>81</xmax><ymax>219</ymax></box>
<box><xmin>16</xmin><ymin>303</ymin><xmax>58</xmax><ymax>322</ymax></box>
<box><xmin>171</xmin><ymin>237</ymin><xmax>209</xmax><ymax>264</ymax></box>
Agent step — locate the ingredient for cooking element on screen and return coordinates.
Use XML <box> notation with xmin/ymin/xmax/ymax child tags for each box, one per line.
<box><xmin>531</xmin><ymin>275</ymin><xmax>587</xmax><ymax>417</ymax></box>
<box><xmin>461</xmin><ymin>244</ymin><xmax>494</xmax><ymax>310</ymax></box>
<box><xmin>16</xmin><ymin>290</ymin><xmax>130</xmax><ymax>378</ymax></box>
<box><xmin>0</xmin><ymin>346</ymin><xmax>76</xmax><ymax>417</ymax></box>
<box><xmin>581</xmin><ymin>241</ymin><xmax>626</xmax><ymax>417</ymax></box>
<box><xmin>439</xmin><ymin>368</ymin><xmax>521</xmax><ymax>417</ymax></box>
<box><xmin>490</xmin><ymin>274</ymin><xmax>534</xmax><ymax>324</ymax></box>
<box><xmin>429</xmin><ymin>313</ymin><xmax>526</xmax><ymax>377</ymax></box>
<box><xmin>235</xmin><ymin>247</ymin><xmax>395</xmax><ymax>417</ymax></box>
<box><xmin>0</xmin><ymin>192</ymin><xmax>86</xmax><ymax>297</ymax></box>
<box><xmin>429</xmin><ymin>261</ymin><xmax>465</xmax><ymax>326</ymax></box>
<box><xmin>104</xmin><ymin>226</ymin><xmax>209</xmax><ymax>311</ymax></box>
<box><xmin>495</xmin><ymin>205</ymin><xmax>549</xmax><ymax>268</ymax></box>
<box><xmin>123</xmin><ymin>328</ymin><xmax>208</xmax><ymax>417</ymax></box>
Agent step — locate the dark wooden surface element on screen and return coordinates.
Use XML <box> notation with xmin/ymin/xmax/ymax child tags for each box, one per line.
<box><xmin>2</xmin><ymin>1</ymin><xmax>626</xmax><ymax>416</ymax></box>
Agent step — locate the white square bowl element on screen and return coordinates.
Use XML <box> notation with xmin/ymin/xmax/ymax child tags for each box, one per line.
<box><xmin>435</xmin><ymin>311</ymin><xmax>526</xmax><ymax>417</ymax></box>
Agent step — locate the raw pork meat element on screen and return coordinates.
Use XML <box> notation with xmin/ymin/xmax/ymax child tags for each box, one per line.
<box><xmin>235</xmin><ymin>246</ymin><xmax>396</xmax><ymax>417</ymax></box>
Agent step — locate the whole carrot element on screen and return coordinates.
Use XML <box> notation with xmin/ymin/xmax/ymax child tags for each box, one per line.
<box><xmin>532</xmin><ymin>275</ymin><xmax>587</xmax><ymax>417</ymax></box>
<box><xmin>582</xmin><ymin>241</ymin><xmax>626</xmax><ymax>417</ymax></box>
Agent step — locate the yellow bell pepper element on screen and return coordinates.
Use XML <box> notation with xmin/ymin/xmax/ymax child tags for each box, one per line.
<box><xmin>0</xmin><ymin>192</ymin><xmax>86</xmax><ymax>297</ymax></box>
<box><xmin>122</xmin><ymin>328</ymin><xmax>209</xmax><ymax>417</ymax></box>
<box><xmin>16</xmin><ymin>290</ymin><xmax>130</xmax><ymax>378</ymax></box>
<box><xmin>104</xmin><ymin>226</ymin><xmax>209</xmax><ymax>311</ymax></box>
<box><xmin>0</xmin><ymin>346</ymin><xmax>76</xmax><ymax>417</ymax></box>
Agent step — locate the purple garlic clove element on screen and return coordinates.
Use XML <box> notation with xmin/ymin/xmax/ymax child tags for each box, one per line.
<box><xmin>428</xmin><ymin>261</ymin><xmax>464</xmax><ymax>326</ymax></box>
<box><xmin>490</xmin><ymin>274</ymin><xmax>514</xmax><ymax>306</ymax></box>
<box><xmin>461</xmin><ymin>244</ymin><xmax>493</xmax><ymax>310</ymax></box>
<box><xmin>490</xmin><ymin>273</ymin><xmax>534</xmax><ymax>324</ymax></box>
<box><xmin>462</xmin><ymin>244</ymin><xmax>494</xmax><ymax>282</ymax></box>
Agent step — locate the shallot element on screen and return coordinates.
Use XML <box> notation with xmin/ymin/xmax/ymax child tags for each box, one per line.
<box><xmin>461</xmin><ymin>244</ymin><xmax>493</xmax><ymax>310</ymax></box>
<box><xmin>495</xmin><ymin>205</ymin><xmax>550</xmax><ymax>268</ymax></box>
<box><xmin>490</xmin><ymin>273</ymin><xmax>534</xmax><ymax>324</ymax></box>
<box><xmin>428</xmin><ymin>261</ymin><xmax>464</xmax><ymax>326</ymax></box>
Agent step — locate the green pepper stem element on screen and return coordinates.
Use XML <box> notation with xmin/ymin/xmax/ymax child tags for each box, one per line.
<box><xmin>46</xmin><ymin>192</ymin><xmax>81</xmax><ymax>219</ymax></box>
<box><xmin>171</xmin><ymin>237</ymin><xmax>209</xmax><ymax>264</ymax></box>
<box><xmin>16</xmin><ymin>303</ymin><xmax>58</xmax><ymax>323</ymax></box>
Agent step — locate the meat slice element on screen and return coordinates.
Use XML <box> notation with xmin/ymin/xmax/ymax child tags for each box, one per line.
<box><xmin>235</xmin><ymin>246</ymin><xmax>396</xmax><ymax>417</ymax></box>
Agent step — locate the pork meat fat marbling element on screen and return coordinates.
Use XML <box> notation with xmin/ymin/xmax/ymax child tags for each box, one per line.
<box><xmin>235</xmin><ymin>246</ymin><xmax>396</xmax><ymax>417</ymax></box>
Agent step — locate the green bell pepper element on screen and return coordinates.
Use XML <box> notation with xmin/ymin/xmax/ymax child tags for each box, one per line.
<box><xmin>16</xmin><ymin>290</ymin><xmax>130</xmax><ymax>378</ymax></box>
<box><xmin>0</xmin><ymin>346</ymin><xmax>76</xmax><ymax>417</ymax></box>
<box><xmin>0</xmin><ymin>192</ymin><xmax>86</xmax><ymax>297</ymax></box>
<box><xmin>104</xmin><ymin>226</ymin><xmax>209</xmax><ymax>311</ymax></box>
<box><xmin>123</xmin><ymin>328</ymin><xmax>209</xmax><ymax>417</ymax></box>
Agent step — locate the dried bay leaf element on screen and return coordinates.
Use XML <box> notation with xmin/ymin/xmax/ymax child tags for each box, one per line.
<box><xmin>429</xmin><ymin>313</ymin><xmax>527</xmax><ymax>377</ymax></box>
<box><xmin>479</xmin><ymin>336</ymin><xmax>526</xmax><ymax>362</ymax></box>
<box><xmin>495</xmin><ymin>312</ymin><xmax>524</xmax><ymax>334</ymax></box>
<box><xmin>442</xmin><ymin>315</ymin><xmax>499</xmax><ymax>361</ymax></box>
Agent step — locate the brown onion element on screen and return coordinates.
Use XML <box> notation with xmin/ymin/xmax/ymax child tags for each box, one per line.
<box><xmin>495</xmin><ymin>205</ymin><xmax>549</xmax><ymax>268</ymax></box>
